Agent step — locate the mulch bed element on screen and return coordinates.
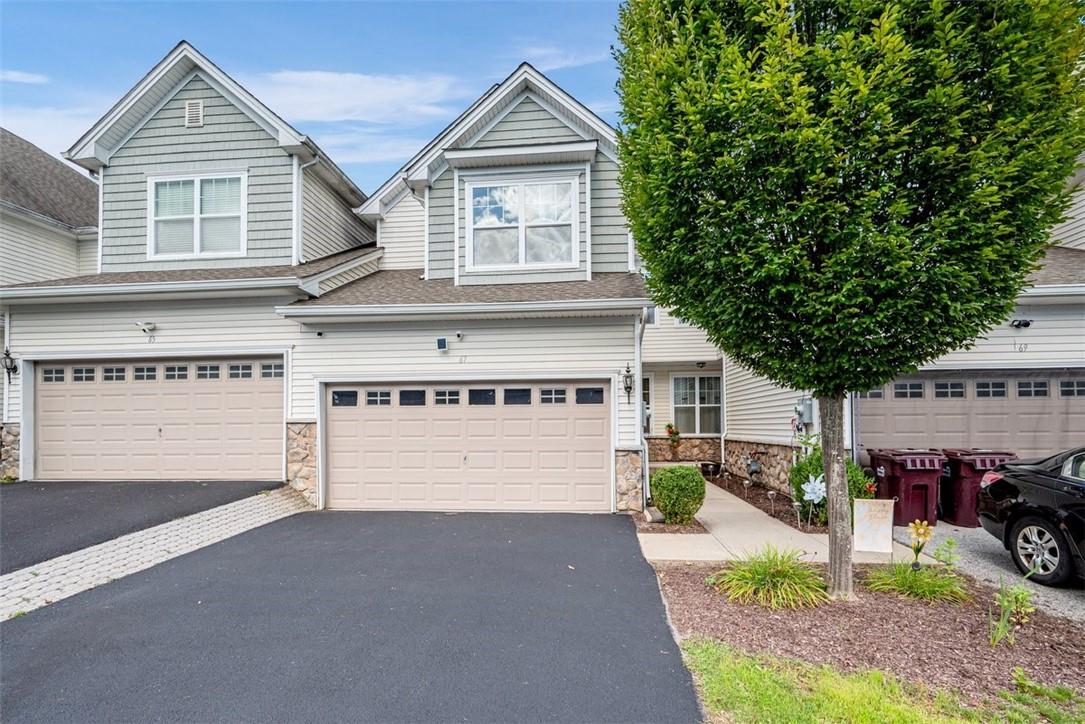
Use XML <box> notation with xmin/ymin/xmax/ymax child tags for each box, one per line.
<box><xmin>707</xmin><ymin>474</ymin><xmax>828</xmax><ymax>534</ymax></box>
<box><xmin>655</xmin><ymin>561</ymin><xmax>1085</xmax><ymax>703</ymax></box>
<box><xmin>635</xmin><ymin>517</ymin><xmax>708</xmax><ymax>534</ymax></box>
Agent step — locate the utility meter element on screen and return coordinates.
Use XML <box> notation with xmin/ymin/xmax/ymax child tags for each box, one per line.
<box><xmin>793</xmin><ymin>397</ymin><xmax>814</xmax><ymax>426</ymax></box>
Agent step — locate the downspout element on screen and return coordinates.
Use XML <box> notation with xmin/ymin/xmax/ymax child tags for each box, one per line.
<box><xmin>638</xmin><ymin>307</ymin><xmax>650</xmax><ymax>507</ymax></box>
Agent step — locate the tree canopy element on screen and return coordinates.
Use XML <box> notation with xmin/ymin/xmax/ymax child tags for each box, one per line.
<box><xmin>617</xmin><ymin>0</ymin><xmax>1085</xmax><ymax>397</ymax></box>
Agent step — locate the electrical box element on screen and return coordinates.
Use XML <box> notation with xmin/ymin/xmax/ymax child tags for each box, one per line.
<box><xmin>793</xmin><ymin>397</ymin><xmax>814</xmax><ymax>425</ymax></box>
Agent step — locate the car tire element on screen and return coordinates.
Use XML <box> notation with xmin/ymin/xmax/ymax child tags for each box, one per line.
<box><xmin>1008</xmin><ymin>516</ymin><xmax>1074</xmax><ymax>586</ymax></box>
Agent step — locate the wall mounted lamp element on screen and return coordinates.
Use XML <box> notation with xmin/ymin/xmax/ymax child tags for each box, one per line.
<box><xmin>1</xmin><ymin>349</ymin><xmax>16</xmax><ymax>384</ymax></box>
<box><xmin>622</xmin><ymin>364</ymin><xmax>635</xmax><ymax>402</ymax></box>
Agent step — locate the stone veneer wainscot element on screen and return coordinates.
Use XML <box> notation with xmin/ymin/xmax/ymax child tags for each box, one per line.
<box><xmin>723</xmin><ymin>439</ymin><xmax>797</xmax><ymax>494</ymax></box>
<box><xmin>0</xmin><ymin>423</ymin><xmax>19</xmax><ymax>480</ymax></box>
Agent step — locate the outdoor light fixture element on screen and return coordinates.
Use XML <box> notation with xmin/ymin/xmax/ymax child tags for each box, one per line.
<box><xmin>1</xmin><ymin>349</ymin><xmax>16</xmax><ymax>384</ymax></box>
<box><xmin>696</xmin><ymin>361</ymin><xmax>706</xmax><ymax>369</ymax></box>
<box><xmin>622</xmin><ymin>364</ymin><xmax>634</xmax><ymax>402</ymax></box>
<box><xmin>436</xmin><ymin>337</ymin><xmax>448</xmax><ymax>352</ymax></box>
<box><xmin>1010</xmin><ymin>319</ymin><xmax>1033</xmax><ymax>329</ymax></box>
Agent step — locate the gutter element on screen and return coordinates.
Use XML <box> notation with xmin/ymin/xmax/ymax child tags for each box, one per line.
<box><xmin>274</xmin><ymin>297</ymin><xmax>652</xmax><ymax>319</ymax></box>
<box><xmin>0</xmin><ymin>276</ymin><xmax>304</xmax><ymax>302</ymax></box>
<box><xmin>1020</xmin><ymin>283</ymin><xmax>1085</xmax><ymax>298</ymax></box>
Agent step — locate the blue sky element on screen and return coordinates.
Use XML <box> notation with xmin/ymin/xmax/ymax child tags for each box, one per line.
<box><xmin>0</xmin><ymin>1</ymin><xmax>622</xmax><ymax>193</ymax></box>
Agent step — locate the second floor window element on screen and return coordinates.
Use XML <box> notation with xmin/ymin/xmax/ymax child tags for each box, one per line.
<box><xmin>150</xmin><ymin>174</ymin><xmax>245</xmax><ymax>258</ymax></box>
<box><xmin>467</xmin><ymin>178</ymin><xmax>576</xmax><ymax>270</ymax></box>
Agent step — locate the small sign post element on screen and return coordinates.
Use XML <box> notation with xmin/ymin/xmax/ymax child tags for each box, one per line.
<box><xmin>853</xmin><ymin>498</ymin><xmax>894</xmax><ymax>554</ymax></box>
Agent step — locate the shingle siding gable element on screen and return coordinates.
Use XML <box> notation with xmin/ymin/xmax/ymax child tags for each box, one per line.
<box><xmin>302</xmin><ymin>168</ymin><xmax>373</xmax><ymax>262</ymax></box>
<box><xmin>101</xmin><ymin>75</ymin><xmax>294</xmax><ymax>271</ymax></box>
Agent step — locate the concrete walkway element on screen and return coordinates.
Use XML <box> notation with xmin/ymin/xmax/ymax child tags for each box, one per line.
<box><xmin>639</xmin><ymin>483</ymin><xmax>921</xmax><ymax>563</ymax></box>
<box><xmin>0</xmin><ymin>487</ymin><xmax>311</xmax><ymax>619</ymax></box>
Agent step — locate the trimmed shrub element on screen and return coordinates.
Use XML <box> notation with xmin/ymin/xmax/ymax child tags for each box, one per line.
<box><xmin>789</xmin><ymin>443</ymin><xmax>876</xmax><ymax>525</ymax></box>
<box><xmin>865</xmin><ymin>563</ymin><xmax>970</xmax><ymax>604</ymax></box>
<box><xmin>707</xmin><ymin>546</ymin><xmax>828</xmax><ymax>610</ymax></box>
<box><xmin>651</xmin><ymin>465</ymin><xmax>706</xmax><ymax>524</ymax></box>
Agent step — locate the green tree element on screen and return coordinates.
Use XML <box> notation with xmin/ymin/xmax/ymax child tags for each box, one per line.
<box><xmin>617</xmin><ymin>0</ymin><xmax>1085</xmax><ymax>598</ymax></box>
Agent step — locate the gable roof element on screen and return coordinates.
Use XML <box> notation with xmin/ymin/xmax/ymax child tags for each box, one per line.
<box><xmin>63</xmin><ymin>41</ymin><xmax>365</xmax><ymax>208</ymax></box>
<box><xmin>357</xmin><ymin>62</ymin><xmax>618</xmax><ymax>218</ymax></box>
<box><xmin>0</xmin><ymin>128</ymin><xmax>98</xmax><ymax>229</ymax></box>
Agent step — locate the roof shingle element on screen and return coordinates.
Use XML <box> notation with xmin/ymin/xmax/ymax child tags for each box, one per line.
<box><xmin>1</xmin><ymin>128</ymin><xmax>98</xmax><ymax>229</ymax></box>
<box><xmin>291</xmin><ymin>269</ymin><xmax>648</xmax><ymax>306</ymax></box>
<box><xmin>1029</xmin><ymin>245</ymin><xmax>1085</xmax><ymax>286</ymax></box>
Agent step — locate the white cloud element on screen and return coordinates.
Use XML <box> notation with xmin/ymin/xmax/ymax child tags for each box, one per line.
<box><xmin>1</xmin><ymin>69</ymin><xmax>50</xmax><ymax>84</ymax></box>
<box><xmin>0</xmin><ymin>104</ymin><xmax>103</xmax><ymax>158</ymax></box>
<box><xmin>587</xmin><ymin>99</ymin><xmax>620</xmax><ymax>116</ymax></box>
<box><xmin>307</xmin><ymin>125</ymin><xmax>430</xmax><ymax>165</ymax></box>
<box><xmin>520</xmin><ymin>45</ymin><xmax>611</xmax><ymax>72</ymax></box>
<box><xmin>241</xmin><ymin>70</ymin><xmax>466</xmax><ymax>124</ymax></box>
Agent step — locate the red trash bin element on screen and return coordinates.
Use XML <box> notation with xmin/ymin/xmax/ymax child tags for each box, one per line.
<box><xmin>939</xmin><ymin>449</ymin><xmax>1018</xmax><ymax>528</ymax></box>
<box><xmin>868</xmin><ymin>448</ymin><xmax>945</xmax><ymax>527</ymax></box>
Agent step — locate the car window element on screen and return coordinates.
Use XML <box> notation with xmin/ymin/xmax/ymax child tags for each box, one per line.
<box><xmin>1063</xmin><ymin>453</ymin><xmax>1085</xmax><ymax>482</ymax></box>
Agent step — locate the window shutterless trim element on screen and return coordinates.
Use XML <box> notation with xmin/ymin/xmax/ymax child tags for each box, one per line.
<box><xmin>463</xmin><ymin>174</ymin><xmax>579</xmax><ymax>272</ymax></box>
<box><xmin>146</xmin><ymin>171</ymin><xmax>247</xmax><ymax>260</ymax></box>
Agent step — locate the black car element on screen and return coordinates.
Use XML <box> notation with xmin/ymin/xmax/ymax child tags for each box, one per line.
<box><xmin>977</xmin><ymin>447</ymin><xmax>1085</xmax><ymax>586</ymax></box>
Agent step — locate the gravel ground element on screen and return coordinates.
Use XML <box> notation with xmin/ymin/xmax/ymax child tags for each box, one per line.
<box><xmin>893</xmin><ymin>523</ymin><xmax>1085</xmax><ymax>624</ymax></box>
<box><xmin>655</xmin><ymin>562</ymin><xmax>1085</xmax><ymax>703</ymax></box>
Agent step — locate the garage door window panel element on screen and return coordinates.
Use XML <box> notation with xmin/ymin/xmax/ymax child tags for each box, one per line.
<box><xmin>400</xmin><ymin>390</ymin><xmax>426</xmax><ymax>406</ymax></box>
<box><xmin>73</xmin><ymin>367</ymin><xmax>95</xmax><ymax>383</ymax></box>
<box><xmin>229</xmin><ymin>364</ymin><xmax>253</xmax><ymax>380</ymax></box>
<box><xmin>366</xmin><ymin>390</ymin><xmax>391</xmax><ymax>406</ymax></box>
<box><xmin>541</xmin><ymin>388</ymin><xmax>567</xmax><ymax>404</ymax></box>
<box><xmin>103</xmin><ymin>366</ymin><xmax>126</xmax><ymax>382</ymax></box>
<box><xmin>858</xmin><ymin>387</ymin><xmax>884</xmax><ymax>399</ymax></box>
<box><xmin>134</xmin><ymin>366</ymin><xmax>157</xmax><ymax>381</ymax></box>
<box><xmin>435</xmin><ymin>390</ymin><xmax>460</xmax><ymax>405</ymax></box>
<box><xmin>261</xmin><ymin>363</ymin><xmax>284</xmax><ymax>379</ymax></box>
<box><xmin>976</xmin><ymin>381</ymin><xmax>1007</xmax><ymax>398</ymax></box>
<box><xmin>1061</xmin><ymin>380</ymin><xmax>1085</xmax><ymax>397</ymax></box>
<box><xmin>504</xmin><ymin>388</ymin><xmax>532</xmax><ymax>405</ymax></box>
<box><xmin>332</xmin><ymin>390</ymin><xmax>358</xmax><ymax>407</ymax></box>
<box><xmin>165</xmin><ymin>365</ymin><xmax>188</xmax><ymax>381</ymax></box>
<box><xmin>894</xmin><ymin>382</ymin><xmax>923</xmax><ymax>399</ymax></box>
<box><xmin>42</xmin><ymin>368</ymin><xmax>64</xmax><ymax>383</ymax></box>
<box><xmin>196</xmin><ymin>364</ymin><xmax>220</xmax><ymax>380</ymax></box>
<box><xmin>673</xmin><ymin>376</ymin><xmax>720</xmax><ymax>434</ymax></box>
<box><xmin>1017</xmin><ymin>380</ymin><xmax>1048</xmax><ymax>398</ymax></box>
<box><xmin>934</xmin><ymin>382</ymin><xmax>965</xmax><ymax>399</ymax></box>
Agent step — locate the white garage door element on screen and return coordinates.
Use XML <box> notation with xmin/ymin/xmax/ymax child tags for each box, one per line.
<box><xmin>326</xmin><ymin>381</ymin><xmax>612</xmax><ymax>511</ymax></box>
<box><xmin>858</xmin><ymin>369</ymin><xmax>1085</xmax><ymax>460</ymax></box>
<box><xmin>35</xmin><ymin>358</ymin><xmax>284</xmax><ymax>480</ymax></box>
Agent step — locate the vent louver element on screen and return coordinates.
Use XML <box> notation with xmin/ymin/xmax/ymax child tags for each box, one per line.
<box><xmin>184</xmin><ymin>100</ymin><xmax>204</xmax><ymax>128</ymax></box>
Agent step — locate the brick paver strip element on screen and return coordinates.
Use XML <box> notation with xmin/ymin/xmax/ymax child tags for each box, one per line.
<box><xmin>0</xmin><ymin>487</ymin><xmax>311</xmax><ymax>619</ymax></box>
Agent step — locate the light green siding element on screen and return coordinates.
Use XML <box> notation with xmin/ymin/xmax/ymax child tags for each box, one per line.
<box><xmin>101</xmin><ymin>75</ymin><xmax>295</xmax><ymax>271</ymax></box>
<box><xmin>427</xmin><ymin>170</ymin><xmax>455</xmax><ymax>278</ymax></box>
<box><xmin>302</xmin><ymin>168</ymin><xmax>373</xmax><ymax>262</ymax></box>
<box><xmin>589</xmin><ymin>154</ymin><xmax>632</xmax><ymax>272</ymax></box>
<box><xmin>472</xmin><ymin>97</ymin><xmax>583</xmax><ymax>148</ymax></box>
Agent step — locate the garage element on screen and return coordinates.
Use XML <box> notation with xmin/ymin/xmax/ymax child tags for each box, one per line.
<box><xmin>325</xmin><ymin>380</ymin><xmax>612</xmax><ymax>511</ymax></box>
<box><xmin>857</xmin><ymin>368</ymin><xmax>1085</xmax><ymax>459</ymax></box>
<box><xmin>35</xmin><ymin>358</ymin><xmax>284</xmax><ymax>480</ymax></box>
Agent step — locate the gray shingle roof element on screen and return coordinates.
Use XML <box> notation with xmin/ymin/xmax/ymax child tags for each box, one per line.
<box><xmin>2</xmin><ymin>245</ymin><xmax>375</xmax><ymax>289</ymax></box>
<box><xmin>1030</xmin><ymin>245</ymin><xmax>1085</xmax><ymax>286</ymax></box>
<box><xmin>1</xmin><ymin>128</ymin><xmax>98</xmax><ymax>228</ymax></box>
<box><xmin>290</xmin><ymin>269</ymin><xmax>648</xmax><ymax>306</ymax></box>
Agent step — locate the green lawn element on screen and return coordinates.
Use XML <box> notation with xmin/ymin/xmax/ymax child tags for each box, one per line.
<box><xmin>682</xmin><ymin>639</ymin><xmax>1084</xmax><ymax>724</ymax></box>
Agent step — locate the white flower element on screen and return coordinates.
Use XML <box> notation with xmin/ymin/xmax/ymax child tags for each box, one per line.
<box><xmin>801</xmin><ymin>474</ymin><xmax>826</xmax><ymax>504</ymax></box>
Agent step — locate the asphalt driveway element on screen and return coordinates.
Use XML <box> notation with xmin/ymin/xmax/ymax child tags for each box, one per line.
<box><xmin>0</xmin><ymin>480</ymin><xmax>282</xmax><ymax>574</ymax></box>
<box><xmin>0</xmin><ymin>511</ymin><xmax>701</xmax><ymax>723</ymax></box>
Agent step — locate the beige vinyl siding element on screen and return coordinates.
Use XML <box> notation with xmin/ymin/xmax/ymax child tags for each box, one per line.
<box><xmin>472</xmin><ymin>96</ymin><xmax>583</xmax><ymax>148</ymax></box>
<box><xmin>101</xmin><ymin>75</ymin><xmax>294</xmax><ymax>271</ymax></box>
<box><xmin>301</xmin><ymin>168</ymin><xmax>372</xmax><ymax>262</ymax></box>
<box><xmin>427</xmin><ymin>170</ymin><xmax>455</xmax><ymax>278</ymax></box>
<box><xmin>0</xmin><ymin>212</ymin><xmax>78</xmax><ymax>285</ymax></box>
<box><xmin>929</xmin><ymin>304</ymin><xmax>1084</xmax><ymax>369</ymax></box>
<box><xmin>642</xmin><ymin>307</ymin><xmax>720</xmax><ymax>364</ymax></box>
<box><xmin>7</xmin><ymin>300</ymin><xmax>640</xmax><ymax>447</ymax></box>
<box><xmin>76</xmin><ymin>238</ymin><xmax>98</xmax><ymax>275</ymax></box>
<box><xmin>589</xmin><ymin>155</ymin><xmax>632</xmax><ymax>272</ymax></box>
<box><xmin>1051</xmin><ymin>183</ymin><xmax>1085</xmax><ymax>250</ymax></box>
<box><xmin>724</xmin><ymin>357</ymin><xmax>803</xmax><ymax>446</ymax></box>
<box><xmin>378</xmin><ymin>194</ymin><xmax>425</xmax><ymax>270</ymax></box>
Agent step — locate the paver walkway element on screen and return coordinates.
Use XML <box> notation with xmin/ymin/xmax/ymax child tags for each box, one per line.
<box><xmin>0</xmin><ymin>487</ymin><xmax>310</xmax><ymax>619</ymax></box>
<box><xmin>639</xmin><ymin>483</ymin><xmax>923</xmax><ymax>563</ymax></box>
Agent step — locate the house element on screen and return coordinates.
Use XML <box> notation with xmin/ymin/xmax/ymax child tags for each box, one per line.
<box><xmin>1</xmin><ymin>129</ymin><xmax>100</xmax><ymax>464</ymax></box>
<box><xmin>0</xmin><ymin>42</ymin><xmax>651</xmax><ymax>512</ymax></box>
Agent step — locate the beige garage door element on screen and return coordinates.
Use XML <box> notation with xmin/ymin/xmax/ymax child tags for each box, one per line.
<box><xmin>858</xmin><ymin>369</ymin><xmax>1085</xmax><ymax>460</ymax></box>
<box><xmin>35</xmin><ymin>358</ymin><xmax>284</xmax><ymax>480</ymax></box>
<box><xmin>326</xmin><ymin>381</ymin><xmax>612</xmax><ymax>511</ymax></box>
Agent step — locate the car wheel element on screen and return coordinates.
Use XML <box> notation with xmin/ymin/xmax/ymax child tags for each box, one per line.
<box><xmin>1009</xmin><ymin>516</ymin><xmax>1073</xmax><ymax>586</ymax></box>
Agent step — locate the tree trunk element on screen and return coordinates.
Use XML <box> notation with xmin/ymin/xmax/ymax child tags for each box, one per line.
<box><xmin>818</xmin><ymin>393</ymin><xmax>854</xmax><ymax>600</ymax></box>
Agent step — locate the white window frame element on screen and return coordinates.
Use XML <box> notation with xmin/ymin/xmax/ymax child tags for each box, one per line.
<box><xmin>464</xmin><ymin>173</ymin><xmax>579</xmax><ymax>272</ymax></box>
<box><xmin>146</xmin><ymin>171</ymin><xmax>248</xmax><ymax>260</ymax></box>
<box><xmin>670</xmin><ymin>374</ymin><xmax>722</xmax><ymax>435</ymax></box>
